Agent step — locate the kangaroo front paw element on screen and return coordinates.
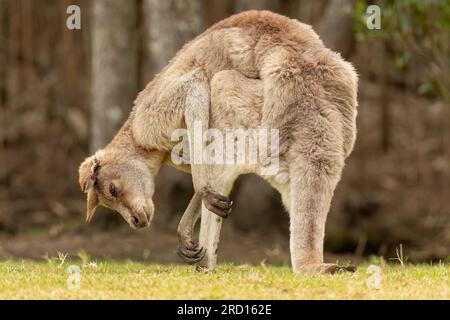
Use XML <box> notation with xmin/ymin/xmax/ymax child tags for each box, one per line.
<box><xmin>296</xmin><ymin>263</ymin><xmax>357</xmax><ymax>274</ymax></box>
<box><xmin>201</xmin><ymin>187</ymin><xmax>232</xmax><ymax>218</ymax></box>
<box><xmin>177</xmin><ymin>240</ymin><xmax>206</xmax><ymax>265</ymax></box>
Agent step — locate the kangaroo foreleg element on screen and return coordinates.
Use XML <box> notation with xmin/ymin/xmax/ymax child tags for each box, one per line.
<box><xmin>184</xmin><ymin>74</ymin><xmax>233</xmax><ymax>218</ymax></box>
<box><xmin>177</xmin><ymin>185</ymin><xmax>232</xmax><ymax>264</ymax></box>
<box><xmin>177</xmin><ymin>191</ymin><xmax>205</xmax><ymax>264</ymax></box>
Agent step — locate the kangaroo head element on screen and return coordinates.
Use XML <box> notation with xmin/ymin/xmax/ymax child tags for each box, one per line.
<box><xmin>78</xmin><ymin>148</ymin><xmax>163</xmax><ymax>229</ymax></box>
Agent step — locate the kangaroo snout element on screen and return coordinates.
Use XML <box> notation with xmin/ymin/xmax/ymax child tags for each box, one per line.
<box><xmin>130</xmin><ymin>212</ymin><xmax>149</xmax><ymax>229</ymax></box>
<box><xmin>130</xmin><ymin>215</ymin><xmax>147</xmax><ymax>229</ymax></box>
<box><xmin>128</xmin><ymin>206</ymin><xmax>152</xmax><ymax>229</ymax></box>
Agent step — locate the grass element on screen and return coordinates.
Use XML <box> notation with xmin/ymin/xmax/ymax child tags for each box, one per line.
<box><xmin>0</xmin><ymin>260</ymin><xmax>448</xmax><ymax>299</ymax></box>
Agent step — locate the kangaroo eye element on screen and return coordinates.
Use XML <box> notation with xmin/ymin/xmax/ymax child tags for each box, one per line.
<box><xmin>109</xmin><ymin>183</ymin><xmax>118</xmax><ymax>198</ymax></box>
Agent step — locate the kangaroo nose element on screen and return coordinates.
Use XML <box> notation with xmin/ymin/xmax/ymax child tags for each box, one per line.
<box><xmin>131</xmin><ymin>216</ymin><xmax>140</xmax><ymax>226</ymax></box>
<box><xmin>131</xmin><ymin>215</ymin><xmax>149</xmax><ymax>229</ymax></box>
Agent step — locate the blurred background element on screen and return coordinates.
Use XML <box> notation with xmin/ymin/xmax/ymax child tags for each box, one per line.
<box><xmin>0</xmin><ymin>0</ymin><xmax>449</xmax><ymax>264</ymax></box>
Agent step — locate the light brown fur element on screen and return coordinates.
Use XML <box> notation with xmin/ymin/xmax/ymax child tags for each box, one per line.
<box><xmin>79</xmin><ymin>11</ymin><xmax>358</xmax><ymax>274</ymax></box>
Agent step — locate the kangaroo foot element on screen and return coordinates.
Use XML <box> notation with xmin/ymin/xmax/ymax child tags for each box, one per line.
<box><xmin>296</xmin><ymin>263</ymin><xmax>357</xmax><ymax>274</ymax></box>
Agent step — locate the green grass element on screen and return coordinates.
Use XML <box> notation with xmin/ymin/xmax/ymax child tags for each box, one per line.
<box><xmin>0</xmin><ymin>260</ymin><xmax>448</xmax><ymax>299</ymax></box>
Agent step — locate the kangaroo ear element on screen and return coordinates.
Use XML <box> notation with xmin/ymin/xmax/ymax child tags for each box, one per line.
<box><xmin>79</xmin><ymin>155</ymin><xmax>101</xmax><ymax>223</ymax></box>
<box><xmin>86</xmin><ymin>188</ymin><xmax>99</xmax><ymax>223</ymax></box>
<box><xmin>79</xmin><ymin>156</ymin><xmax>100</xmax><ymax>192</ymax></box>
<box><xmin>79</xmin><ymin>156</ymin><xmax>94</xmax><ymax>192</ymax></box>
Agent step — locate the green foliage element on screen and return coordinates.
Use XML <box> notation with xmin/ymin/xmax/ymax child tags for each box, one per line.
<box><xmin>354</xmin><ymin>0</ymin><xmax>450</xmax><ymax>99</ymax></box>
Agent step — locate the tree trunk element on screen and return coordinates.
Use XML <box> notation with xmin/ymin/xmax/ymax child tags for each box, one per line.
<box><xmin>0</xmin><ymin>0</ymin><xmax>5</xmax><ymax>109</ymax></box>
<box><xmin>317</xmin><ymin>0</ymin><xmax>355</xmax><ymax>58</ymax></box>
<box><xmin>204</xmin><ymin>0</ymin><xmax>235</xmax><ymax>27</ymax></box>
<box><xmin>0</xmin><ymin>0</ymin><xmax>7</xmax><ymax>229</ymax></box>
<box><xmin>0</xmin><ymin>0</ymin><xmax>6</xmax><ymax>121</ymax></box>
<box><xmin>143</xmin><ymin>0</ymin><xmax>204</xmax><ymax>76</ymax></box>
<box><xmin>90</xmin><ymin>0</ymin><xmax>138</xmax><ymax>228</ymax></box>
<box><xmin>142</xmin><ymin>0</ymin><xmax>204</xmax><ymax>225</ymax></box>
<box><xmin>90</xmin><ymin>0</ymin><xmax>138</xmax><ymax>152</ymax></box>
<box><xmin>234</xmin><ymin>0</ymin><xmax>280</xmax><ymax>13</ymax></box>
<box><xmin>379</xmin><ymin>46</ymin><xmax>391</xmax><ymax>152</ymax></box>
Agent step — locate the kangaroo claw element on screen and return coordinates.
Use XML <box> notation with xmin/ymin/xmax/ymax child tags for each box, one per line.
<box><xmin>177</xmin><ymin>244</ymin><xmax>206</xmax><ymax>264</ymax></box>
<box><xmin>177</xmin><ymin>236</ymin><xmax>206</xmax><ymax>264</ymax></box>
<box><xmin>201</xmin><ymin>188</ymin><xmax>233</xmax><ymax>218</ymax></box>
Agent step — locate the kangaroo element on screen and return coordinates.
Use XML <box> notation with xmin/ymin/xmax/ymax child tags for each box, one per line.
<box><xmin>79</xmin><ymin>11</ymin><xmax>358</xmax><ymax>274</ymax></box>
